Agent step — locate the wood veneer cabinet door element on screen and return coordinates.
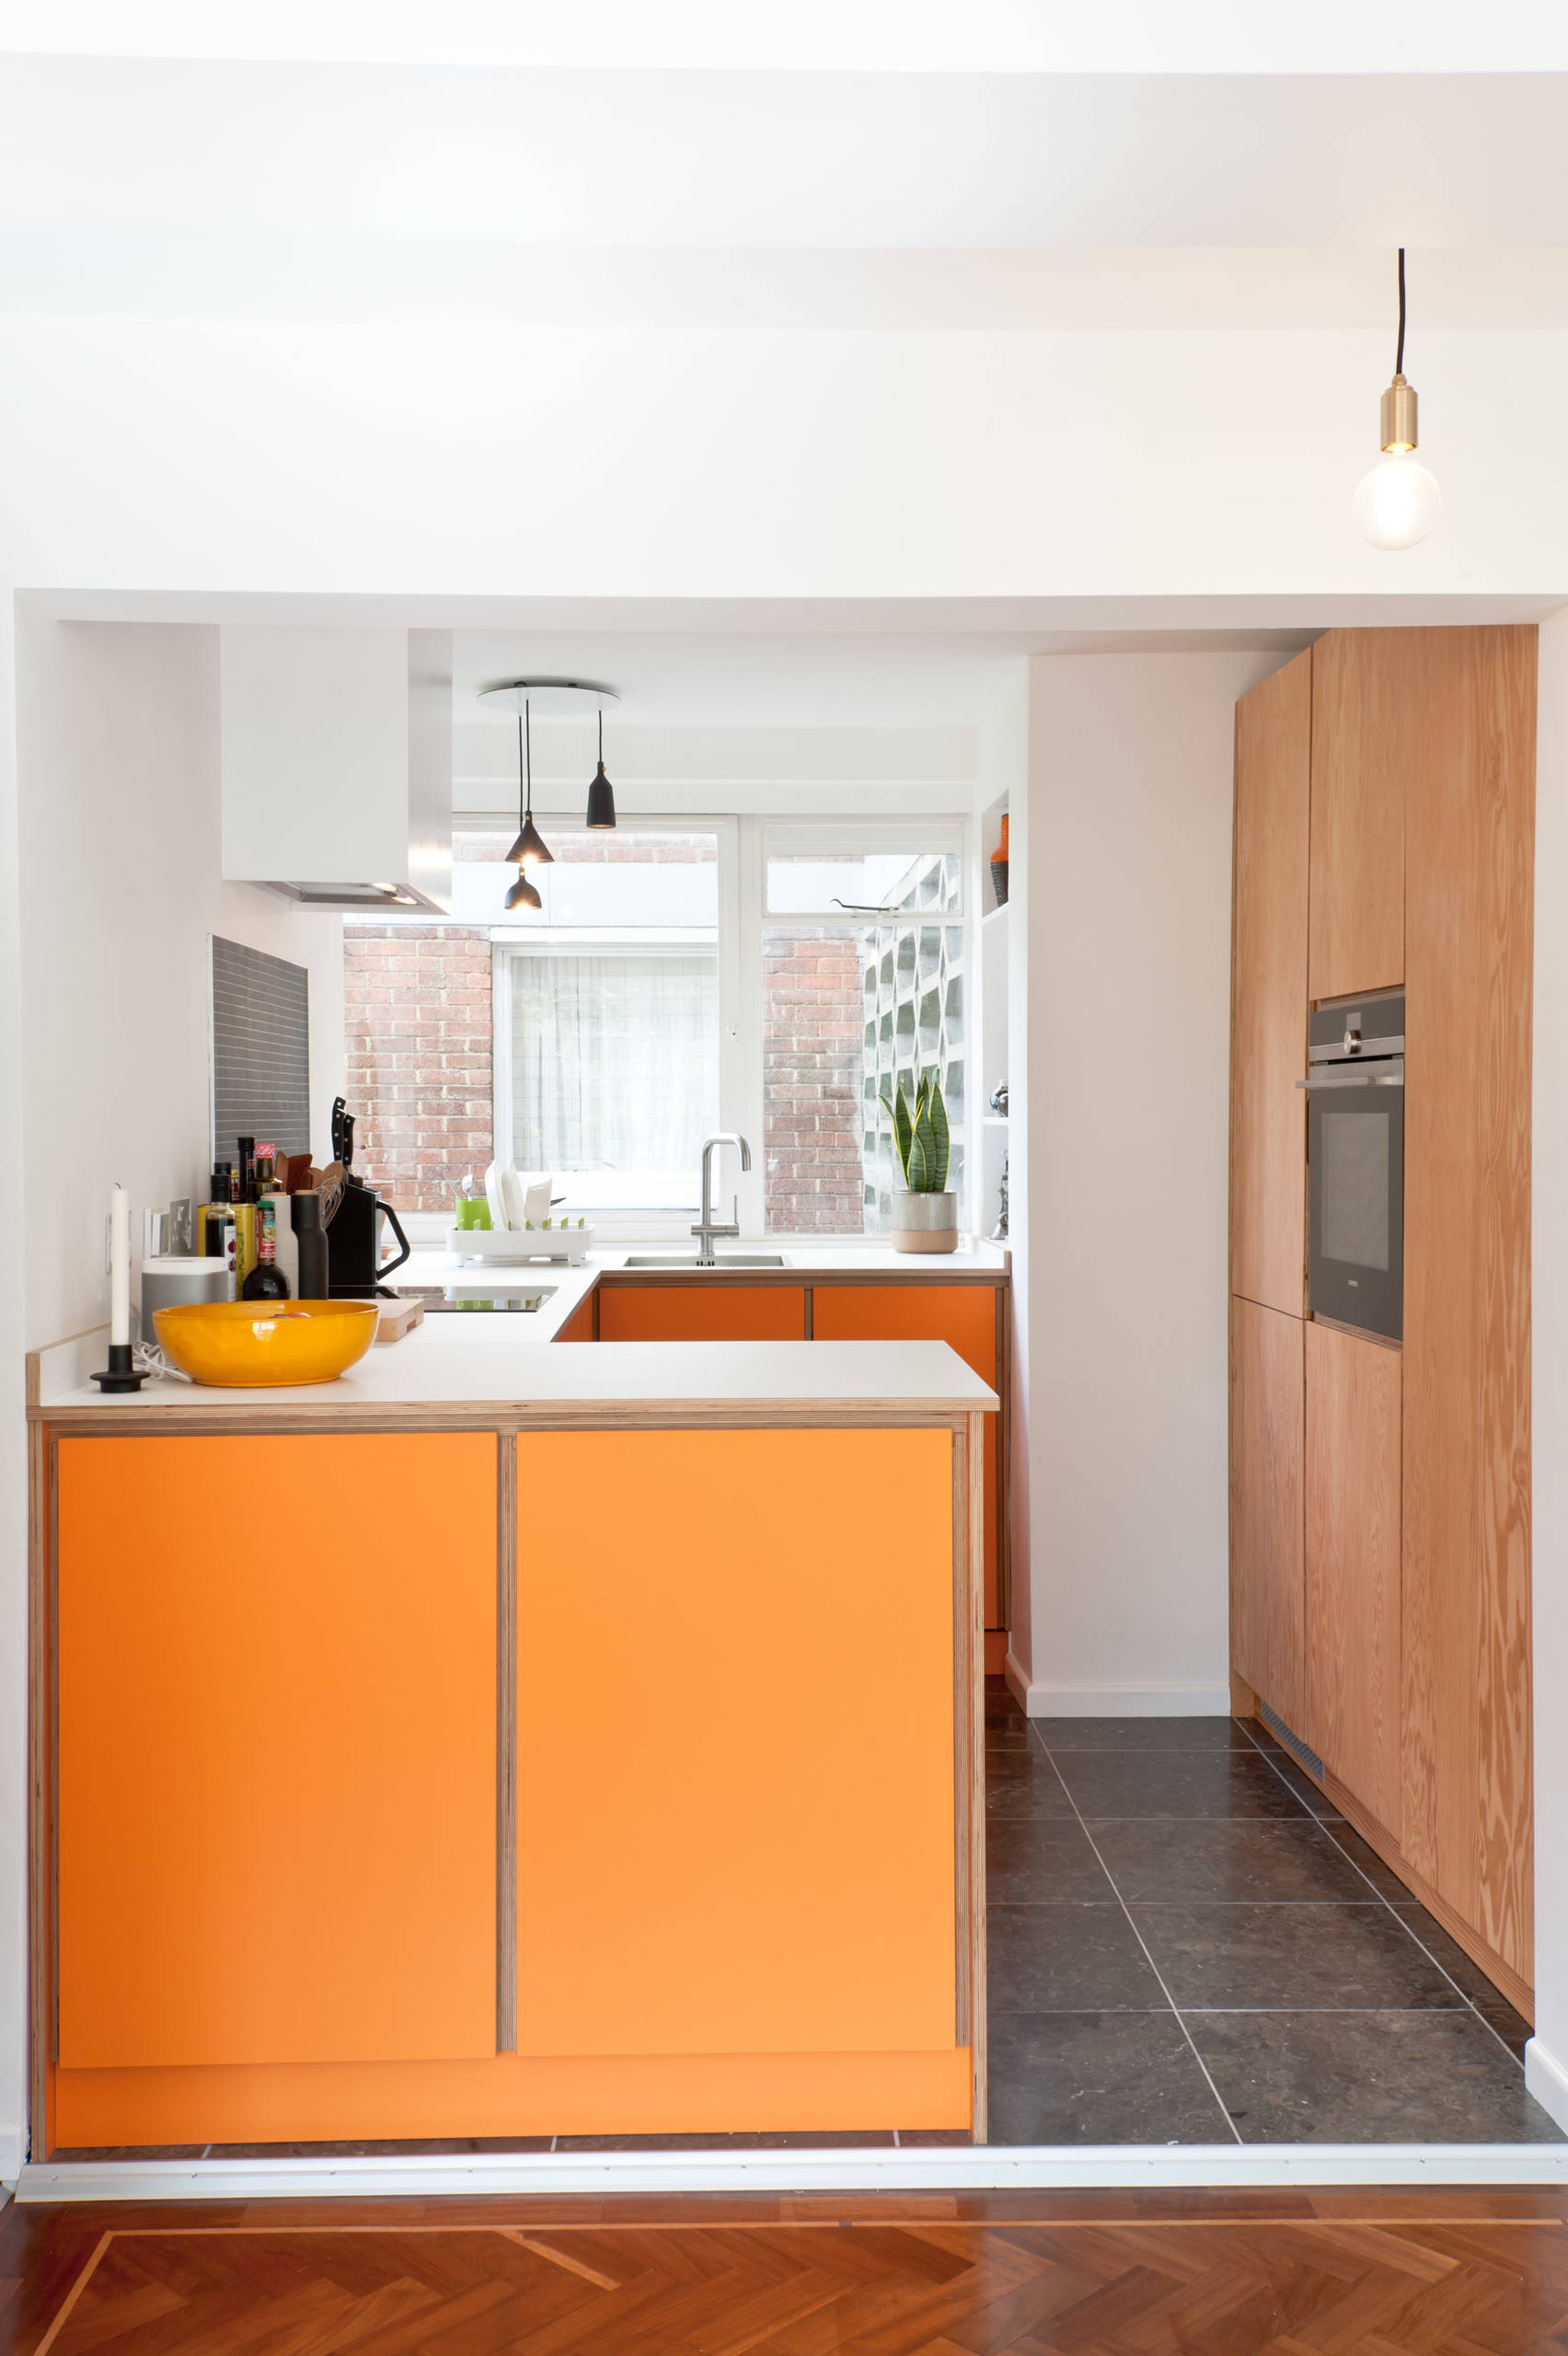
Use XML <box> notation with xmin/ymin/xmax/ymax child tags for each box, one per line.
<box><xmin>1402</xmin><ymin>624</ymin><xmax>1536</xmax><ymax>1985</ymax></box>
<box><xmin>1231</xmin><ymin>648</ymin><xmax>1310</xmax><ymax>1316</ymax></box>
<box><xmin>56</xmin><ymin>1433</ymin><xmax>499</xmax><ymax>2070</ymax></box>
<box><xmin>1304</xmin><ymin>1320</ymin><xmax>1401</xmax><ymax>1835</ymax></box>
<box><xmin>1229</xmin><ymin>1297</ymin><xmax>1305</xmax><ymax>1727</ymax></box>
<box><xmin>1309</xmin><ymin>631</ymin><xmax>1408</xmax><ymax>1001</ymax></box>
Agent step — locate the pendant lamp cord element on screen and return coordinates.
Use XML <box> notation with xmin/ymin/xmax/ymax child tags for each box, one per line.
<box><xmin>1395</xmin><ymin>247</ymin><xmax>1406</xmax><ymax>378</ymax></box>
<box><xmin>517</xmin><ymin>714</ymin><xmax>525</xmax><ymax>833</ymax></box>
<box><xmin>598</xmin><ymin>709</ymin><xmax>604</xmax><ymax>763</ymax></box>
<box><xmin>518</xmin><ymin>698</ymin><xmax>533</xmax><ymax>822</ymax></box>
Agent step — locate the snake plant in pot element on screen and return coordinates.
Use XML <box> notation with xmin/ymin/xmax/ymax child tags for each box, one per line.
<box><xmin>881</xmin><ymin>1073</ymin><xmax>960</xmax><ymax>1253</ymax></box>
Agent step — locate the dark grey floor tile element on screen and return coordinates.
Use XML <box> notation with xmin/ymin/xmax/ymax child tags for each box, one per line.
<box><xmin>986</xmin><ymin>1746</ymin><xmax>1077</xmax><ymax>1819</ymax></box>
<box><xmin>986</xmin><ymin>1718</ymin><xmax>1032</xmax><ymax>1753</ymax></box>
<box><xmin>1475</xmin><ymin>2004</ymin><xmax>1532</xmax><ymax>2063</ymax></box>
<box><xmin>986</xmin><ymin>1815</ymin><xmax>1118</xmax><ymax>1903</ymax></box>
<box><xmin>1085</xmin><ymin>1819</ymin><xmax>1380</xmax><ymax>1905</ymax></box>
<box><xmin>1244</xmin><ymin>1750</ymin><xmax>1345</xmax><ymax>1820</ymax></box>
<box><xmin>986</xmin><ymin>2011</ymin><xmax>1232</xmax><ymax>2145</ymax></box>
<box><xmin>896</xmin><ymin>2129</ymin><xmax>974</xmax><ymax>2146</ymax></box>
<box><xmin>1033</xmin><ymin>1716</ymin><xmax>1251</xmax><ymax>1753</ymax></box>
<box><xmin>1131</xmin><ymin>1903</ymin><xmax>1467</xmax><ymax>2012</ymax></box>
<box><xmin>1317</xmin><ymin>1823</ymin><xmax>1416</xmax><ymax>1902</ymax></box>
<box><xmin>988</xmin><ymin>1904</ymin><xmax>1169</xmax><ymax>2014</ymax></box>
<box><xmin>1186</xmin><ymin>2009</ymin><xmax>1564</xmax><ymax>2144</ymax></box>
<box><xmin>1053</xmin><ymin>1750</ymin><xmax>1314</xmax><ymax>1822</ymax></box>
<box><xmin>1390</xmin><ymin>1909</ymin><xmax>1524</xmax><ymax>2011</ymax></box>
<box><xmin>985</xmin><ymin>1676</ymin><xmax>1026</xmax><ymax>1726</ymax></box>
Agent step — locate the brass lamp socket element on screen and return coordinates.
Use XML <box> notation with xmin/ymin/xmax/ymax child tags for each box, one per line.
<box><xmin>1379</xmin><ymin>373</ymin><xmax>1419</xmax><ymax>454</ymax></box>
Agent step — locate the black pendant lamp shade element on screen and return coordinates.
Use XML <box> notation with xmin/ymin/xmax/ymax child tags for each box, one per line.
<box><xmin>585</xmin><ymin>709</ymin><xmax>617</xmax><ymax>830</ymax></box>
<box><xmin>504</xmin><ymin>706</ymin><xmax>554</xmax><ymax>872</ymax></box>
<box><xmin>504</xmin><ymin>869</ymin><xmax>542</xmax><ymax>913</ymax></box>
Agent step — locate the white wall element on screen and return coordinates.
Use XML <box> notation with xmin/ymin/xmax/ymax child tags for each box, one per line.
<box><xmin>17</xmin><ymin>616</ymin><xmax>345</xmax><ymax>1352</ymax></box>
<box><xmin>1527</xmin><ymin>603</ymin><xmax>1568</xmax><ymax>2133</ymax></box>
<box><xmin>1014</xmin><ymin>650</ymin><xmax>1280</xmax><ymax>1714</ymax></box>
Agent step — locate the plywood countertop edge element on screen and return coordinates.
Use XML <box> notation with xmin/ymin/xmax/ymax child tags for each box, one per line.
<box><xmin>31</xmin><ymin>1392</ymin><xmax>999</xmax><ymax>1432</ymax></box>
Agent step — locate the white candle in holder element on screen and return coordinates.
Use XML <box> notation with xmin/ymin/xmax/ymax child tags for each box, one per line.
<box><xmin>110</xmin><ymin>1183</ymin><xmax>131</xmax><ymax>1347</ymax></box>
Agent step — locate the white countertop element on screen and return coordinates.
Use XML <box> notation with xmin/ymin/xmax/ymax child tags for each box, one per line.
<box><xmin>41</xmin><ymin>1319</ymin><xmax>997</xmax><ymax>1416</ymax></box>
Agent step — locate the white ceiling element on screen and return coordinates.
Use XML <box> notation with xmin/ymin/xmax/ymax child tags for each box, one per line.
<box><xmin>9</xmin><ymin>0</ymin><xmax>1568</xmax><ymax>73</ymax></box>
<box><xmin>4</xmin><ymin>64</ymin><xmax>1567</xmax><ymax>252</ymax></box>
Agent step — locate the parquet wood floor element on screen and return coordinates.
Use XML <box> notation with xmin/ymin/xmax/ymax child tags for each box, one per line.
<box><xmin>6</xmin><ymin>2190</ymin><xmax>1568</xmax><ymax>2355</ymax></box>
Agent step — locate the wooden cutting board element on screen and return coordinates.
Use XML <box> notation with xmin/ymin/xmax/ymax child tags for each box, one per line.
<box><xmin>374</xmin><ymin>1297</ymin><xmax>424</xmax><ymax>1345</ymax></box>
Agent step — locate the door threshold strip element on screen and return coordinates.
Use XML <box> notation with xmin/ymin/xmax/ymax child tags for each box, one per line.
<box><xmin>17</xmin><ymin>2141</ymin><xmax>1568</xmax><ymax>2203</ymax></box>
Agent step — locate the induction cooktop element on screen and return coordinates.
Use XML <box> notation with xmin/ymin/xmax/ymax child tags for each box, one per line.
<box><xmin>397</xmin><ymin>1286</ymin><xmax>558</xmax><ymax>1315</ymax></box>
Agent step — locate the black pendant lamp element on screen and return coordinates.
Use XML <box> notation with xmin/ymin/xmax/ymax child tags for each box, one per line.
<box><xmin>505</xmin><ymin>703</ymin><xmax>554</xmax><ymax>872</ymax></box>
<box><xmin>585</xmin><ymin>708</ymin><xmax>617</xmax><ymax>831</ymax></box>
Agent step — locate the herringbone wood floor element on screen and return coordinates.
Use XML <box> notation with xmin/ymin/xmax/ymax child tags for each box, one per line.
<box><xmin>6</xmin><ymin>2192</ymin><xmax>1568</xmax><ymax>2355</ymax></box>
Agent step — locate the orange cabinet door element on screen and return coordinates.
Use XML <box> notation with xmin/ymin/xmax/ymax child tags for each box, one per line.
<box><xmin>57</xmin><ymin>1433</ymin><xmax>498</xmax><ymax>2070</ymax></box>
<box><xmin>597</xmin><ymin>1283</ymin><xmax>806</xmax><ymax>1341</ymax></box>
<box><xmin>556</xmin><ymin>1298</ymin><xmax>594</xmax><ymax>1342</ymax></box>
<box><xmin>813</xmin><ymin>1285</ymin><xmax>1000</xmax><ymax>1627</ymax></box>
<box><xmin>514</xmin><ymin>1427</ymin><xmax>957</xmax><ymax>2060</ymax></box>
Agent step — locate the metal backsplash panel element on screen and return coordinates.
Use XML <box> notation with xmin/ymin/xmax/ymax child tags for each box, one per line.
<box><xmin>210</xmin><ymin>936</ymin><xmax>311</xmax><ymax>1168</ymax></box>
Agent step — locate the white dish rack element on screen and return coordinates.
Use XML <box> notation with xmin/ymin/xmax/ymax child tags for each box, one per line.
<box><xmin>445</xmin><ymin>1224</ymin><xmax>595</xmax><ymax>1266</ymax></box>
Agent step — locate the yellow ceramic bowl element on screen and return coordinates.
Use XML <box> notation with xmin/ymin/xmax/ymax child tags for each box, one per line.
<box><xmin>152</xmin><ymin>1299</ymin><xmax>379</xmax><ymax>1387</ymax></box>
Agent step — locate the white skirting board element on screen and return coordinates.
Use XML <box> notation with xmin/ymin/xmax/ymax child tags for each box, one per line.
<box><xmin>1527</xmin><ymin>2037</ymin><xmax>1568</xmax><ymax>2135</ymax></box>
<box><xmin>1003</xmin><ymin>1660</ymin><xmax>1234</xmax><ymax>1718</ymax></box>
<box><xmin>16</xmin><ymin>2141</ymin><xmax>1568</xmax><ymax>2203</ymax></box>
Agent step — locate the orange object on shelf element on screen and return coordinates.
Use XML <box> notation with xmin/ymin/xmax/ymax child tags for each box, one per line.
<box><xmin>996</xmin><ymin>813</ymin><xmax>1009</xmax><ymax>860</ymax></box>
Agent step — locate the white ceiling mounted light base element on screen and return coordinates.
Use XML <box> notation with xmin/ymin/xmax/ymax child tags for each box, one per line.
<box><xmin>478</xmin><ymin>678</ymin><xmax>619</xmax><ymax>717</ymax></box>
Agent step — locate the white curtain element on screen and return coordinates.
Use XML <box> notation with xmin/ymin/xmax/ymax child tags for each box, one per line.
<box><xmin>511</xmin><ymin>953</ymin><xmax>719</xmax><ymax>1195</ymax></box>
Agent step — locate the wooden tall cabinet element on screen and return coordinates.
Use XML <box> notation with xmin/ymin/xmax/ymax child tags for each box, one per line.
<box><xmin>1229</xmin><ymin>1299</ymin><xmax>1305</xmax><ymax>1726</ymax></box>
<box><xmin>1401</xmin><ymin>627</ymin><xmax>1537</xmax><ymax>1986</ymax></box>
<box><xmin>1229</xmin><ymin>624</ymin><xmax>1537</xmax><ymax>2014</ymax></box>
<box><xmin>1309</xmin><ymin>631</ymin><xmax>1408</xmax><ymax>1001</ymax></box>
<box><xmin>1231</xmin><ymin>646</ymin><xmax>1310</xmax><ymax>1317</ymax></box>
<box><xmin>1304</xmin><ymin>1320</ymin><xmax>1401</xmax><ymax>1839</ymax></box>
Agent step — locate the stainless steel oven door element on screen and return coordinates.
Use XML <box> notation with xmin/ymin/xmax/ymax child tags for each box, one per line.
<box><xmin>1305</xmin><ymin>1059</ymin><xmax>1404</xmax><ymax>1341</ymax></box>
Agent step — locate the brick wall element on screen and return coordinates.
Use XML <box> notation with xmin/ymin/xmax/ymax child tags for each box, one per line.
<box><xmin>342</xmin><ymin>926</ymin><xmax>493</xmax><ymax>1213</ymax></box>
<box><xmin>763</xmin><ymin>928</ymin><xmax>865</xmax><ymax>1233</ymax></box>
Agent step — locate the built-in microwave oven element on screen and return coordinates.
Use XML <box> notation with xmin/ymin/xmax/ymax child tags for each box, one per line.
<box><xmin>1302</xmin><ymin>989</ymin><xmax>1404</xmax><ymax>1343</ymax></box>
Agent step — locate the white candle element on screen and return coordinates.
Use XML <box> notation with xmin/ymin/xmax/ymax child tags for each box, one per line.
<box><xmin>110</xmin><ymin>1183</ymin><xmax>131</xmax><ymax>1347</ymax></box>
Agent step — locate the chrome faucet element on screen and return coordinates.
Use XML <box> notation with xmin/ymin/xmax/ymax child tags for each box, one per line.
<box><xmin>692</xmin><ymin>1133</ymin><xmax>752</xmax><ymax>1265</ymax></box>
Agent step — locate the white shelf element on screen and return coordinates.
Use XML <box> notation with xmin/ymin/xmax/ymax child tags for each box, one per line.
<box><xmin>982</xmin><ymin>900</ymin><xmax>1010</xmax><ymax>928</ymax></box>
<box><xmin>983</xmin><ymin>1114</ymin><xmax>1009</xmax><ymax>1127</ymax></box>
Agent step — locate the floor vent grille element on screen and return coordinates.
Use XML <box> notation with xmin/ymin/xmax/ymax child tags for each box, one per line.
<box><xmin>1257</xmin><ymin>1701</ymin><xmax>1326</xmax><ymax>1782</ymax></box>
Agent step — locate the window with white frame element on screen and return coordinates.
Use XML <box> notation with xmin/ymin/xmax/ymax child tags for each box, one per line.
<box><xmin>758</xmin><ymin>828</ymin><xmax>966</xmax><ymax>1235</ymax></box>
<box><xmin>341</xmin><ymin>813</ymin><xmax>968</xmax><ymax>1242</ymax></box>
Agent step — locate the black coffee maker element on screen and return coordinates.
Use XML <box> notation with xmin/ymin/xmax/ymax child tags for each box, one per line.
<box><xmin>325</xmin><ymin>1097</ymin><xmax>412</xmax><ymax>1299</ymax></box>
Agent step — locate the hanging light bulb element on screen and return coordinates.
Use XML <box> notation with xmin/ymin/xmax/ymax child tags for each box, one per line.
<box><xmin>504</xmin><ymin>703</ymin><xmax>554</xmax><ymax>872</ymax></box>
<box><xmin>1354</xmin><ymin>248</ymin><xmax>1441</xmax><ymax>550</ymax></box>
<box><xmin>585</xmin><ymin>708</ymin><xmax>617</xmax><ymax>831</ymax></box>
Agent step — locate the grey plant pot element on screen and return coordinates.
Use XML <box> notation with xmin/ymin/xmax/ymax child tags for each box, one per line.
<box><xmin>892</xmin><ymin>1189</ymin><xmax>960</xmax><ymax>1254</ymax></box>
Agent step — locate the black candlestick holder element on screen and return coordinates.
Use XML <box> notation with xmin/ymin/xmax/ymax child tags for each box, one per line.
<box><xmin>91</xmin><ymin>1341</ymin><xmax>145</xmax><ymax>1394</ymax></box>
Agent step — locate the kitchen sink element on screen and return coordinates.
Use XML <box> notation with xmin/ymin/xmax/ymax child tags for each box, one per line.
<box><xmin>623</xmin><ymin>1253</ymin><xmax>791</xmax><ymax>1268</ymax></box>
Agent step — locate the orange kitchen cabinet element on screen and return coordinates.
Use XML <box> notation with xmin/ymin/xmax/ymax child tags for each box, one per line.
<box><xmin>514</xmin><ymin>1426</ymin><xmax>958</xmax><ymax>2060</ymax></box>
<box><xmin>813</xmin><ymin>1285</ymin><xmax>1001</xmax><ymax>1626</ymax></box>
<box><xmin>597</xmin><ymin>1282</ymin><xmax>807</xmax><ymax>1341</ymax></box>
<box><xmin>56</xmin><ymin>1433</ymin><xmax>498</xmax><ymax>2071</ymax></box>
<box><xmin>556</xmin><ymin>1298</ymin><xmax>594</xmax><ymax>1342</ymax></box>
